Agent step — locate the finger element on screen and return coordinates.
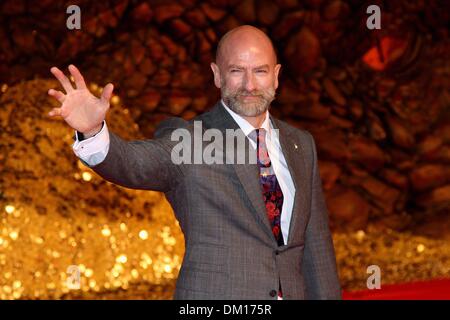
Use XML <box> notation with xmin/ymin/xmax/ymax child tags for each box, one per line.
<box><xmin>48</xmin><ymin>89</ymin><xmax>66</xmax><ymax>103</ymax></box>
<box><xmin>48</xmin><ymin>107</ymin><xmax>63</xmax><ymax>117</ymax></box>
<box><xmin>68</xmin><ymin>64</ymin><xmax>87</xmax><ymax>90</ymax></box>
<box><xmin>50</xmin><ymin>67</ymin><xmax>74</xmax><ymax>93</ymax></box>
<box><xmin>100</xmin><ymin>83</ymin><xmax>114</xmax><ymax>104</ymax></box>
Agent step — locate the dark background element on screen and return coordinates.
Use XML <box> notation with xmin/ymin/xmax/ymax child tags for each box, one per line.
<box><xmin>0</xmin><ymin>0</ymin><xmax>448</xmax><ymax>299</ymax></box>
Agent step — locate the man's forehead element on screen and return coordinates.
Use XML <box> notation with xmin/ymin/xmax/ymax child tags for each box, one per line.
<box><xmin>229</xmin><ymin>45</ymin><xmax>264</xmax><ymax>56</ymax></box>
<box><xmin>221</xmin><ymin>45</ymin><xmax>275</xmax><ymax>66</ymax></box>
<box><xmin>216</xmin><ymin>26</ymin><xmax>278</xmax><ymax>66</ymax></box>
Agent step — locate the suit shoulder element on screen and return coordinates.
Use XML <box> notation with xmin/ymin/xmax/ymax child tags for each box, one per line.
<box><xmin>154</xmin><ymin>116</ymin><xmax>191</xmax><ymax>138</ymax></box>
<box><xmin>274</xmin><ymin>118</ymin><xmax>314</xmax><ymax>144</ymax></box>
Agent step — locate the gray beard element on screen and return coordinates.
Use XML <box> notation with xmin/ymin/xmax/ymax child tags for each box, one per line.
<box><xmin>222</xmin><ymin>87</ymin><xmax>275</xmax><ymax>117</ymax></box>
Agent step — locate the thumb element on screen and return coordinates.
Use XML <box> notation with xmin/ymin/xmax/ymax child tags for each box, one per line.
<box><xmin>100</xmin><ymin>83</ymin><xmax>114</xmax><ymax>104</ymax></box>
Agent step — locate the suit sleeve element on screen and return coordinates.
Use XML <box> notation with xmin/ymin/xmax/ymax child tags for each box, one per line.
<box><xmin>302</xmin><ymin>132</ymin><xmax>342</xmax><ymax>299</ymax></box>
<box><xmin>85</xmin><ymin>118</ymin><xmax>185</xmax><ymax>192</ymax></box>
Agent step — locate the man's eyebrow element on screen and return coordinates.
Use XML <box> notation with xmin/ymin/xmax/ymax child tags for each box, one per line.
<box><xmin>227</xmin><ymin>64</ymin><xmax>270</xmax><ymax>70</ymax></box>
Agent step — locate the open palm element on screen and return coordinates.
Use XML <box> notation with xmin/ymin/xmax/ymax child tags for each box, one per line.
<box><xmin>48</xmin><ymin>65</ymin><xmax>114</xmax><ymax>135</ymax></box>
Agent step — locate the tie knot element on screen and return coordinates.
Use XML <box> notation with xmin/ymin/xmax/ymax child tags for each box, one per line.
<box><xmin>249</xmin><ymin>128</ymin><xmax>267</xmax><ymax>144</ymax></box>
<box><xmin>257</xmin><ymin>128</ymin><xmax>267</xmax><ymax>141</ymax></box>
<box><xmin>249</xmin><ymin>128</ymin><xmax>270</xmax><ymax>167</ymax></box>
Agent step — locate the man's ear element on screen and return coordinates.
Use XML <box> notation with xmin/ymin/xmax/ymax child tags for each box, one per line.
<box><xmin>210</xmin><ymin>62</ymin><xmax>222</xmax><ymax>88</ymax></box>
<box><xmin>274</xmin><ymin>64</ymin><xmax>281</xmax><ymax>89</ymax></box>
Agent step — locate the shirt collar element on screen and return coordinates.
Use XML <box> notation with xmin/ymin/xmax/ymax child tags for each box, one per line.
<box><xmin>221</xmin><ymin>99</ymin><xmax>272</xmax><ymax>137</ymax></box>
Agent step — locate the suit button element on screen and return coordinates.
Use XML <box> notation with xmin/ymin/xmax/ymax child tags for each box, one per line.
<box><xmin>269</xmin><ymin>290</ymin><xmax>277</xmax><ymax>297</ymax></box>
<box><xmin>275</xmin><ymin>250</ymin><xmax>279</xmax><ymax>255</ymax></box>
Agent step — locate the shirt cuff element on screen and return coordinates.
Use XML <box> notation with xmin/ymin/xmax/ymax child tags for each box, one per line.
<box><xmin>72</xmin><ymin>121</ymin><xmax>110</xmax><ymax>165</ymax></box>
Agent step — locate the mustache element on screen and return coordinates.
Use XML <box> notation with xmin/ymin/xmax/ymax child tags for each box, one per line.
<box><xmin>234</xmin><ymin>90</ymin><xmax>266</xmax><ymax>98</ymax></box>
<box><xmin>238</xmin><ymin>92</ymin><xmax>260</xmax><ymax>96</ymax></box>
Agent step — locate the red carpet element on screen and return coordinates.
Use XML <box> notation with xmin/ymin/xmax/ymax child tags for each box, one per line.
<box><xmin>343</xmin><ymin>278</ymin><xmax>450</xmax><ymax>300</ymax></box>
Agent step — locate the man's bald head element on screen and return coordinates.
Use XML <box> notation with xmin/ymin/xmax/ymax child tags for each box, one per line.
<box><xmin>210</xmin><ymin>25</ymin><xmax>281</xmax><ymax>120</ymax></box>
<box><xmin>215</xmin><ymin>25</ymin><xmax>278</xmax><ymax>68</ymax></box>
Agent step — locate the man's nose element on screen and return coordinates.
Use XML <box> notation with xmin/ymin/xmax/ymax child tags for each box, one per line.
<box><xmin>243</xmin><ymin>72</ymin><xmax>256</xmax><ymax>92</ymax></box>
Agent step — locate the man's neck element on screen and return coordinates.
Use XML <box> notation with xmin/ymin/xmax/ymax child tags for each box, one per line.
<box><xmin>240</xmin><ymin>113</ymin><xmax>266</xmax><ymax>129</ymax></box>
<box><xmin>221</xmin><ymin>100</ymin><xmax>269</xmax><ymax>129</ymax></box>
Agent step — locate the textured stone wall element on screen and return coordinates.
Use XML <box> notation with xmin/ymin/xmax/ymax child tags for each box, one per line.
<box><xmin>1</xmin><ymin>0</ymin><xmax>449</xmax><ymax>231</ymax></box>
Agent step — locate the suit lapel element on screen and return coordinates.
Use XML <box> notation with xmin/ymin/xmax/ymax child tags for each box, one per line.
<box><xmin>202</xmin><ymin>103</ymin><xmax>275</xmax><ymax>241</ymax></box>
<box><xmin>202</xmin><ymin>102</ymin><xmax>310</xmax><ymax>246</ymax></box>
<box><xmin>271</xmin><ymin>117</ymin><xmax>310</xmax><ymax>246</ymax></box>
<box><xmin>232</xmin><ymin>161</ymin><xmax>276</xmax><ymax>241</ymax></box>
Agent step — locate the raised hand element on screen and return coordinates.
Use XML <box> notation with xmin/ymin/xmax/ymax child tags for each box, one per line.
<box><xmin>48</xmin><ymin>65</ymin><xmax>114</xmax><ymax>136</ymax></box>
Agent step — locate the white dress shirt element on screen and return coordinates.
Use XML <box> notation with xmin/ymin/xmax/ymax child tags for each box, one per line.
<box><xmin>72</xmin><ymin>101</ymin><xmax>296</xmax><ymax>245</ymax></box>
<box><xmin>72</xmin><ymin>120</ymin><xmax>109</xmax><ymax>166</ymax></box>
<box><xmin>220</xmin><ymin>100</ymin><xmax>296</xmax><ymax>246</ymax></box>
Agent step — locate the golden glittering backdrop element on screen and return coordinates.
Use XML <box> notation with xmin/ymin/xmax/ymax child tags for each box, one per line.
<box><xmin>0</xmin><ymin>79</ymin><xmax>184</xmax><ymax>299</ymax></box>
<box><xmin>1</xmin><ymin>79</ymin><xmax>449</xmax><ymax>299</ymax></box>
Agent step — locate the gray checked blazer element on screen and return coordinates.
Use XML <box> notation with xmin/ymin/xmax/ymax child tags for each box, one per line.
<box><xmin>87</xmin><ymin>101</ymin><xmax>342</xmax><ymax>300</ymax></box>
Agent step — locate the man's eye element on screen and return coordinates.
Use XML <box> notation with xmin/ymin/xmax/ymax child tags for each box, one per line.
<box><xmin>256</xmin><ymin>70</ymin><xmax>268</xmax><ymax>73</ymax></box>
<box><xmin>230</xmin><ymin>69</ymin><xmax>241</xmax><ymax>73</ymax></box>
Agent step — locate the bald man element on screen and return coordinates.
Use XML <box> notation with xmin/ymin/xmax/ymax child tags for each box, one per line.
<box><xmin>48</xmin><ymin>25</ymin><xmax>342</xmax><ymax>300</ymax></box>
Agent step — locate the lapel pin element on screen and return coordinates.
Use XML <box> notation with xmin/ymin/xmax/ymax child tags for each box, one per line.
<box><xmin>294</xmin><ymin>144</ymin><xmax>298</xmax><ymax>149</ymax></box>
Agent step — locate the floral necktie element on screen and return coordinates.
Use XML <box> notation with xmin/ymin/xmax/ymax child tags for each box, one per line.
<box><xmin>249</xmin><ymin>128</ymin><xmax>284</xmax><ymax>247</ymax></box>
